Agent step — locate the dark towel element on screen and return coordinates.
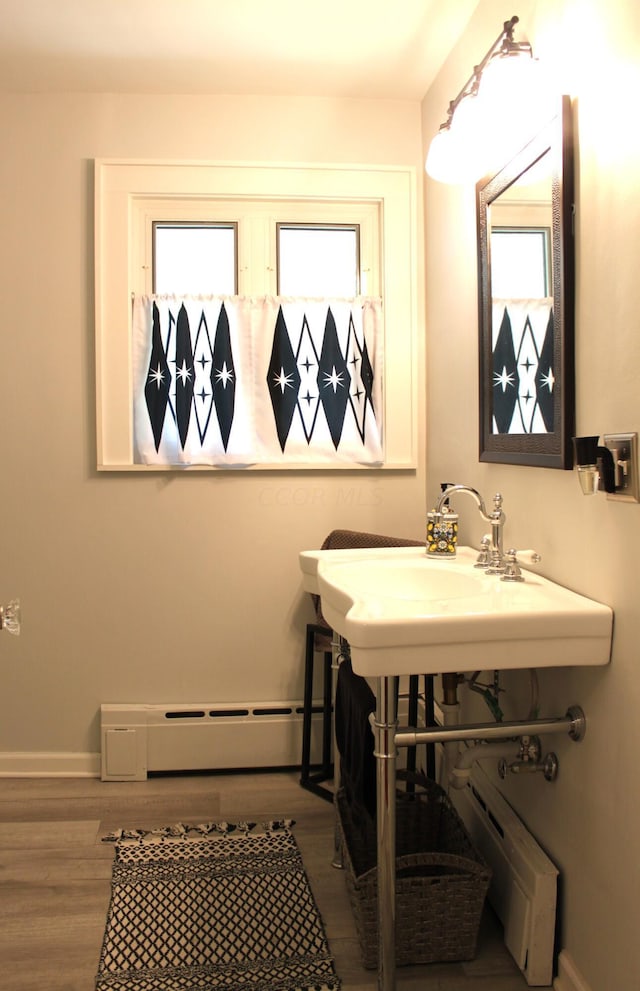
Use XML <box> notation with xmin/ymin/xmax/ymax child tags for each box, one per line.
<box><xmin>335</xmin><ymin>657</ymin><xmax>377</xmax><ymax>818</ymax></box>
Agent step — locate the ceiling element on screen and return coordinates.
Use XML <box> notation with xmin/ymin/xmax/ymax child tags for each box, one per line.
<box><xmin>0</xmin><ymin>0</ymin><xmax>478</xmax><ymax>98</ymax></box>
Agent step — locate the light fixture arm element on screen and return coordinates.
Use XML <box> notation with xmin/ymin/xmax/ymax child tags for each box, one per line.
<box><xmin>425</xmin><ymin>12</ymin><xmax>543</xmax><ymax>185</ymax></box>
<box><xmin>436</xmin><ymin>15</ymin><xmax>532</xmax><ymax>132</ymax></box>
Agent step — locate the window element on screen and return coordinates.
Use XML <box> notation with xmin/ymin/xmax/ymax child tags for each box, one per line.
<box><xmin>277</xmin><ymin>225</ymin><xmax>359</xmax><ymax>297</ymax></box>
<box><xmin>131</xmin><ymin>195</ymin><xmax>376</xmax><ymax>298</ymax></box>
<box><xmin>153</xmin><ymin>223</ymin><xmax>237</xmax><ymax>295</ymax></box>
<box><xmin>95</xmin><ymin>160</ymin><xmax>418</xmax><ymax>469</ymax></box>
<box><xmin>490</xmin><ymin>227</ymin><xmax>551</xmax><ymax>298</ymax></box>
<box><xmin>151</xmin><ymin>220</ymin><xmax>361</xmax><ymax>298</ymax></box>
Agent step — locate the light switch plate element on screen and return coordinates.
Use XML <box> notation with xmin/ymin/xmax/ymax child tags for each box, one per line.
<box><xmin>603</xmin><ymin>432</ymin><xmax>639</xmax><ymax>502</ymax></box>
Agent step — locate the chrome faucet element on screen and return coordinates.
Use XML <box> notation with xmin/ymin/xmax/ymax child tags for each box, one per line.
<box><xmin>436</xmin><ymin>485</ymin><xmax>507</xmax><ymax>573</ymax></box>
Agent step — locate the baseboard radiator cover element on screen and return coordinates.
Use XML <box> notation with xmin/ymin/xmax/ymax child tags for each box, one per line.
<box><xmin>451</xmin><ymin>764</ymin><xmax>559</xmax><ymax>987</ymax></box>
<box><xmin>100</xmin><ymin>701</ymin><xmax>324</xmax><ymax>782</ymax></box>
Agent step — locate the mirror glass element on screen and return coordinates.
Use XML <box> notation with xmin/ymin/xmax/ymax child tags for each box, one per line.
<box><xmin>477</xmin><ymin>96</ymin><xmax>574</xmax><ymax>468</ymax></box>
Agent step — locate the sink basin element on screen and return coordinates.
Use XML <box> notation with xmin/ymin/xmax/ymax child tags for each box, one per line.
<box><xmin>299</xmin><ymin>545</ymin><xmax>613</xmax><ymax>676</ymax></box>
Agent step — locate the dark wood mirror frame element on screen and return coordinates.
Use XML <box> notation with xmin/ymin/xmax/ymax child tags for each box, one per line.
<box><xmin>477</xmin><ymin>94</ymin><xmax>575</xmax><ymax>468</ymax></box>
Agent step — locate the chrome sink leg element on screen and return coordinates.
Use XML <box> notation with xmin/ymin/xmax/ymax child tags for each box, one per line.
<box><xmin>374</xmin><ymin>675</ymin><xmax>398</xmax><ymax>991</ymax></box>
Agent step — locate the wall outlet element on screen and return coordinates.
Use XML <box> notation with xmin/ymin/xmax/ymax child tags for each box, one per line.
<box><xmin>603</xmin><ymin>433</ymin><xmax>639</xmax><ymax>502</ymax></box>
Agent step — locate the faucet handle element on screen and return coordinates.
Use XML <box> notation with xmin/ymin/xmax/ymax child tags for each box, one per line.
<box><xmin>501</xmin><ymin>549</ymin><xmax>542</xmax><ymax>582</ymax></box>
<box><xmin>474</xmin><ymin>535</ymin><xmax>491</xmax><ymax>568</ymax></box>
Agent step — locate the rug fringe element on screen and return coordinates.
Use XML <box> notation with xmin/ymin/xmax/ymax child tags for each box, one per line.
<box><xmin>101</xmin><ymin>819</ymin><xmax>296</xmax><ymax>843</ymax></box>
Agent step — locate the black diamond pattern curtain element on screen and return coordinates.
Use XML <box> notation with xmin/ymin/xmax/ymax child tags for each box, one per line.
<box><xmin>132</xmin><ymin>296</ymin><xmax>383</xmax><ymax>466</ymax></box>
<box><xmin>491</xmin><ymin>298</ymin><xmax>555</xmax><ymax>435</ymax></box>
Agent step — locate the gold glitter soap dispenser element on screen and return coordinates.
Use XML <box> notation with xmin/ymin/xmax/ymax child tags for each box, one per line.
<box><xmin>426</xmin><ymin>483</ymin><xmax>458</xmax><ymax>556</ymax></box>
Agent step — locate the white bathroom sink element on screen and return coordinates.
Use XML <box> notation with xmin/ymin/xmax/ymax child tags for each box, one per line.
<box><xmin>299</xmin><ymin>545</ymin><xmax>613</xmax><ymax>676</ymax></box>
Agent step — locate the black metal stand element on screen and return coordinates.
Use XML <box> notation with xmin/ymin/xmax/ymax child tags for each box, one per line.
<box><xmin>300</xmin><ymin>623</ymin><xmax>334</xmax><ymax>802</ymax></box>
<box><xmin>300</xmin><ymin>626</ymin><xmax>436</xmax><ymax>803</ymax></box>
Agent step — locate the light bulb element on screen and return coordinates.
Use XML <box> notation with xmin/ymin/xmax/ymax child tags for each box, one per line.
<box><xmin>477</xmin><ymin>53</ymin><xmax>556</xmax><ymax>167</ymax></box>
<box><xmin>425</xmin><ymin>127</ymin><xmax>456</xmax><ymax>182</ymax></box>
<box><xmin>425</xmin><ymin>95</ymin><xmax>492</xmax><ymax>185</ymax></box>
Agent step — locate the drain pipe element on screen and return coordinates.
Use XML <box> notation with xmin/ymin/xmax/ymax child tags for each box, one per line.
<box><xmin>439</xmin><ymin>673</ymin><xmax>461</xmax><ymax>787</ymax></box>
<box><xmin>449</xmin><ymin>740</ymin><xmax>521</xmax><ymax>789</ymax></box>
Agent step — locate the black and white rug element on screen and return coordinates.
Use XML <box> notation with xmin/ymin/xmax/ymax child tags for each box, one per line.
<box><xmin>96</xmin><ymin>821</ymin><xmax>341</xmax><ymax>991</ymax></box>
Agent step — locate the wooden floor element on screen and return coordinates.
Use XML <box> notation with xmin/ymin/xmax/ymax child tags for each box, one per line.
<box><xmin>0</xmin><ymin>770</ymin><xmax>548</xmax><ymax>990</ymax></box>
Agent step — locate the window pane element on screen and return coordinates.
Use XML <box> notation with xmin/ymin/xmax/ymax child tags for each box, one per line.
<box><xmin>278</xmin><ymin>226</ymin><xmax>359</xmax><ymax>297</ymax></box>
<box><xmin>154</xmin><ymin>224</ymin><xmax>236</xmax><ymax>295</ymax></box>
<box><xmin>490</xmin><ymin>228</ymin><xmax>551</xmax><ymax>298</ymax></box>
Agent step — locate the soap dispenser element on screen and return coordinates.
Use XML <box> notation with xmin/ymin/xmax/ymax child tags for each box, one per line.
<box><xmin>426</xmin><ymin>483</ymin><xmax>459</xmax><ymax>556</ymax></box>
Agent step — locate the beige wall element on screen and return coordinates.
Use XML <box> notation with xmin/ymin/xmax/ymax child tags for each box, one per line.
<box><xmin>0</xmin><ymin>93</ymin><xmax>425</xmax><ymax>757</ymax></box>
<box><xmin>423</xmin><ymin>1</ymin><xmax>640</xmax><ymax>988</ymax></box>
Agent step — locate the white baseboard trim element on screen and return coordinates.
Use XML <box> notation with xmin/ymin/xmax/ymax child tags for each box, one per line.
<box><xmin>0</xmin><ymin>752</ymin><xmax>101</xmax><ymax>777</ymax></box>
<box><xmin>554</xmin><ymin>950</ymin><xmax>593</xmax><ymax>991</ymax></box>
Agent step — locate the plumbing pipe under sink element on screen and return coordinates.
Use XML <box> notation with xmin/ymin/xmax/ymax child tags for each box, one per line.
<box><xmin>438</xmin><ymin>699</ymin><xmax>461</xmax><ymax>788</ymax></box>
<box><xmin>449</xmin><ymin>740</ymin><xmax>521</xmax><ymax>789</ymax></box>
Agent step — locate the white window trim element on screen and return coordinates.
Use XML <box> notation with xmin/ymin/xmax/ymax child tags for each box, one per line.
<box><xmin>95</xmin><ymin>159</ymin><xmax>418</xmax><ymax>470</ymax></box>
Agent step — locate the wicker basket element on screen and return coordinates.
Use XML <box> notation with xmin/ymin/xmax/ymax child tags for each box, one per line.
<box><xmin>336</xmin><ymin>775</ymin><xmax>491</xmax><ymax>969</ymax></box>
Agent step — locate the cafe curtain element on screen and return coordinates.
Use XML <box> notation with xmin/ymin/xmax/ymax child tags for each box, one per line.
<box><xmin>491</xmin><ymin>297</ymin><xmax>554</xmax><ymax>435</ymax></box>
<box><xmin>132</xmin><ymin>295</ymin><xmax>384</xmax><ymax>466</ymax></box>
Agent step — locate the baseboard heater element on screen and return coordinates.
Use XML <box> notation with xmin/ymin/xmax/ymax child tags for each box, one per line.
<box><xmin>450</xmin><ymin>765</ymin><xmax>559</xmax><ymax>987</ymax></box>
<box><xmin>100</xmin><ymin>701</ymin><xmax>322</xmax><ymax>782</ymax></box>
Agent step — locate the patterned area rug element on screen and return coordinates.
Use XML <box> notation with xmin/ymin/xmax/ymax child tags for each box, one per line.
<box><xmin>96</xmin><ymin>821</ymin><xmax>341</xmax><ymax>991</ymax></box>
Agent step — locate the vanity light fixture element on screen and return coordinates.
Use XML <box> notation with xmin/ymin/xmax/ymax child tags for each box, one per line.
<box><xmin>572</xmin><ymin>433</ymin><xmax>639</xmax><ymax>502</ymax></box>
<box><xmin>425</xmin><ymin>14</ymin><xmax>550</xmax><ymax>184</ymax></box>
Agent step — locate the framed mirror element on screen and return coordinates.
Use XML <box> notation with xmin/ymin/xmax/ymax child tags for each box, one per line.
<box><xmin>477</xmin><ymin>95</ymin><xmax>575</xmax><ymax>468</ymax></box>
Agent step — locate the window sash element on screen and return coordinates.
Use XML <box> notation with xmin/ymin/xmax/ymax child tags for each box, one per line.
<box><xmin>276</xmin><ymin>224</ymin><xmax>360</xmax><ymax>297</ymax></box>
<box><xmin>153</xmin><ymin>222</ymin><xmax>238</xmax><ymax>295</ymax></box>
